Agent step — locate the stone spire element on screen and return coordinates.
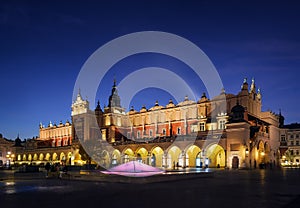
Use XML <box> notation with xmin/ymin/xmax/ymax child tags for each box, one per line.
<box><xmin>95</xmin><ymin>100</ymin><xmax>102</xmax><ymax>112</ymax></box>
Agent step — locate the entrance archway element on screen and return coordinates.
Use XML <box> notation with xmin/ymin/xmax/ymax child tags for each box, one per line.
<box><xmin>136</xmin><ymin>147</ymin><xmax>148</xmax><ymax>163</ymax></box>
<box><xmin>28</xmin><ymin>154</ymin><xmax>32</xmax><ymax>161</ymax></box>
<box><xmin>186</xmin><ymin>145</ymin><xmax>201</xmax><ymax>167</ymax></box>
<box><xmin>111</xmin><ymin>149</ymin><xmax>121</xmax><ymax>166</ymax></box>
<box><xmin>257</xmin><ymin>140</ymin><xmax>265</xmax><ymax>164</ymax></box>
<box><xmin>52</xmin><ymin>153</ymin><xmax>58</xmax><ymax>161</ymax></box>
<box><xmin>45</xmin><ymin>153</ymin><xmax>51</xmax><ymax>161</ymax></box>
<box><xmin>151</xmin><ymin>146</ymin><xmax>164</xmax><ymax>167</ymax></box>
<box><xmin>123</xmin><ymin>148</ymin><xmax>134</xmax><ymax>163</ymax></box>
<box><xmin>100</xmin><ymin>150</ymin><xmax>110</xmax><ymax>168</ymax></box>
<box><xmin>60</xmin><ymin>152</ymin><xmax>66</xmax><ymax>162</ymax></box>
<box><xmin>39</xmin><ymin>153</ymin><xmax>44</xmax><ymax>161</ymax></box>
<box><xmin>33</xmin><ymin>154</ymin><xmax>38</xmax><ymax>161</ymax></box>
<box><xmin>264</xmin><ymin>142</ymin><xmax>271</xmax><ymax>165</ymax></box>
<box><xmin>167</xmin><ymin>146</ymin><xmax>182</xmax><ymax>168</ymax></box>
<box><xmin>205</xmin><ymin>144</ymin><xmax>225</xmax><ymax>168</ymax></box>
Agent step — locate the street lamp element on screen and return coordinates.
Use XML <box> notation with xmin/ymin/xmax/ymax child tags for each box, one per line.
<box><xmin>6</xmin><ymin>151</ymin><xmax>14</xmax><ymax>167</ymax></box>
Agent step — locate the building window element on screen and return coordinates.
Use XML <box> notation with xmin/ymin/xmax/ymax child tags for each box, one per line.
<box><xmin>296</xmin><ymin>141</ymin><xmax>299</xmax><ymax>146</ymax></box>
<box><xmin>291</xmin><ymin>141</ymin><xmax>294</xmax><ymax>146</ymax></box>
<box><xmin>281</xmin><ymin>135</ymin><xmax>286</xmax><ymax>141</ymax></box>
<box><xmin>199</xmin><ymin>122</ymin><xmax>205</xmax><ymax>131</ymax></box>
<box><xmin>296</xmin><ymin>150</ymin><xmax>299</xmax><ymax>155</ymax></box>
<box><xmin>177</xmin><ymin>127</ymin><xmax>181</xmax><ymax>135</ymax></box>
<box><xmin>219</xmin><ymin>120</ymin><xmax>226</xmax><ymax>130</ymax></box>
<box><xmin>297</xmin><ymin>135</ymin><xmax>299</xmax><ymax>138</ymax></box>
<box><xmin>290</xmin><ymin>135</ymin><xmax>294</xmax><ymax>139</ymax></box>
<box><xmin>162</xmin><ymin>128</ymin><xmax>166</xmax><ymax>135</ymax></box>
<box><xmin>137</xmin><ymin>131</ymin><xmax>141</xmax><ymax>138</ymax></box>
<box><xmin>291</xmin><ymin>150</ymin><xmax>294</xmax><ymax>155</ymax></box>
<box><xmin>105</xmin><ymin>116</ymin><xmax>110</xmax><ymax>126</ymax></box>
<box><xmin>149</xmin><ymin>129</ymin><xmax>153</xmax><ymax>137</ymax></box>
<box><xmin>0</xmin><ymin>151</ymin><xmax>2</xmax><ymax>157</ymax></box>
<box><xmin>127</xmin><ymin>132</ymin><xmax>131</xmax><ymax>139</ymax></box>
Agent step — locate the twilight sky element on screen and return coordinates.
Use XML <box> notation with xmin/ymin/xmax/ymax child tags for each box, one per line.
<box><xmin>1</xmin><ymin>0</ymin><xmax>300</xmax><ymax>140</ymax></box>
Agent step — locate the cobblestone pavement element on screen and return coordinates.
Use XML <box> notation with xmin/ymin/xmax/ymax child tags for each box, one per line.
<box><xmin>1</xmin><ymin>168</ymin><xmax>300</xmax><ymax>208</ymax></box>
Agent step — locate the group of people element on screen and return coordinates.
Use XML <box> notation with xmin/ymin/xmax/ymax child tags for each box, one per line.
<box><xmin>45</xmin><ymin>162</ymin><xmax>67</xmax><ymax>178</ymax></box>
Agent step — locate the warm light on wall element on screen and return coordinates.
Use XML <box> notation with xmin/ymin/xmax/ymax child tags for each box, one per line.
<box><xmin>261</xmin><ymin>152</ymin><xmax>265</xmax><ymax>156</ymax></box>
<box><xmin>245</xmin><ymin>148</ymin><xmax>249</xmax><ymax>156</ymax></box>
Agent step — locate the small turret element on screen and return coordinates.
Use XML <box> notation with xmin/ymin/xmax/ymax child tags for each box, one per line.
<box><xmin>241</xmin><ymin>77</ymin><xmax>248</xmax><ymax>91</ymax></box>
<box><xmin>257</xmin><ymin>88</ymin><xmax>262</xmax><ymax>100</ymax></box>
<box><xmin>279</xmin><ymin>109</ymin><xmax>285</xmax><ymax>128</ymax></box>
<box><xmin>95</xmin><ymin>100</ymin><xmax>102</xmax><ymax>112</ymax></box>
<box><xmin>250</xmin><ymin>77</ymin><xmax>256</xmax><ymax>93</ymax></box>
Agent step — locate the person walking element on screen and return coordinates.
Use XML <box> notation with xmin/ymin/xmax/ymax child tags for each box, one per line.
<box><xmin>45</xmin><ymin>162</ymin><xmax>51</xmax><ymax>178</ymax></box>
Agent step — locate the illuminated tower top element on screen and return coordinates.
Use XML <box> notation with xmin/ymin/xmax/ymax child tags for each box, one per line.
<box><xmin>108</xmin><ymin>79</ymin><xmax>121</xmax><ymax>108</ymax></box>
<box><xmin>71</xmin><ymin>90</ymin><xmax>90</xmax><ymax>116</ymax></box>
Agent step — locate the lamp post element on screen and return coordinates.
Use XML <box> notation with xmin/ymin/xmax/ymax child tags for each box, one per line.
<box><xmin>245</xmin><ymin>147</ymin><xmax>249</xmax><ymax>168</ymax></box>
<box><xmin>6</xmin><ymin>151</ymin><xmax>14</xmax><ymax>168</ymax></box>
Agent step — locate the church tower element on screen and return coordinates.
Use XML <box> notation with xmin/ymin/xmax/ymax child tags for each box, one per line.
<box><xmin>108</xmin><ymin>79</ymin><xmax>121</xmax><ymax>108</ymax></box>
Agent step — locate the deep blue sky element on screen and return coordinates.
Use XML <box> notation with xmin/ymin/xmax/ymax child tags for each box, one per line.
<box><xmin>1</xmin><ymin>0</ymin><xmax>300</xmax><ymax>140</ymax></box>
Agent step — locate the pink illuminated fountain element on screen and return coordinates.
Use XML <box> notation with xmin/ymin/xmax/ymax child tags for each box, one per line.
<box><xmin>101</xmin><ymin>161</ymin><xmax>164</xmax><ymax>177</ymax></box>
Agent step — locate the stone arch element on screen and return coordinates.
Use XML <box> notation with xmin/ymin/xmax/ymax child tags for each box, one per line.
<box><xmin>264</xmin><ymin>142</ymin><xmax>271</xmax><ymax>164</ymax></box>
<box><xmin>52</xmin><ymin>153</ymin><xmax>58</xmax><ymax>161</ymax></box>
<box><xmin>100</xmin><ymin>150</ymin><xmax>110</xmax><ymax>168</ymax></box>
<box><xmin>205</xmin><ymin>143</ymin><xmax>225</xmax><ymax>168</ymax></box>
<box><xmin>122</xmin><ymin>148</ymin><xmax>135</xmax><ymax>163</ymax></box>
<box><xmin>167</xmin><ymin>146</ymin><xmax>182</xmax><ymax>169</ymax></box>
<box><xmin>136</xmin><ymin>147</ymin><xmax>148</xmax><ymax>163</ymax></box>
<box><xmin>111</xmin><ymin>149</ymin><xmax>121</xmax><ymax>166</ymax></box>
<box><xmin>39</xmin><ymin>153</ymin><xmax>44</xmax><ymax>161</ymax></box>
<box><xmin>60</xmin><ymin>152</ymin><xmax>66</xmax><ymax>162</ymax></box>
<box><xmin>67</xmin><ymin>152</ymin><xmax>72</xmax><ymax>165</ymax></box>
<box><xmin>28</xmin><ymin>154</ymin><xmax>32</xmax><ymax>161</ymax></box>
<box><xmin>33</xmin><ymin>153</ymin><xmax>38</xmax><ymax>161</ymax></box>
<box><xmin>45</xmin><ymin>153</ymin><xmax>51</xmax><ymax>161</ymax></box>
<box><xmin>151</xmin><ymin>146</ymin><xmax>164</xmax><ymax>167</ymax></box>
<box><xmin>257</xmin><ymin>140</ymin><xmax>265</xmax><ymax>164</ymax></box>
<box><xmin>185</xmin><ymin>145</ymin><xmax>202</xmax><ymax>167</ymax></box>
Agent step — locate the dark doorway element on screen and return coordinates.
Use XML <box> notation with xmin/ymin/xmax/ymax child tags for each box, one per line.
<box><xmin>232</xmin><ymin>156</ymin><xmax>239</xmax><ymax>169</ymax></box>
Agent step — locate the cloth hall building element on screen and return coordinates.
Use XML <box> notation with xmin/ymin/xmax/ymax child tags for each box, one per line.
<box><xmin>11</xmin><ymin>78</ymin><xmax>282</xmax><ymax>169</ymax></box>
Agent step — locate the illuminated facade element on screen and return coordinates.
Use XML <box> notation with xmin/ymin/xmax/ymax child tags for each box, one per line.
<box><xmin>14</xmin><ymin>121</ymin><xmax>83</xmax><ymax>166</ymax></box>
<box><xmin>12</xmin><ymin>78</ymin><xmax>282</xmax><ymax>169</ymax></box>
<box><xmin>73</xmin><ymin>78</ymin><xmax>282</xmax><ymax>169</ymax></box>
<box><xmin>279</xmin><ymin>123</ymin><xmax>300</xmax><ymax>166</ymax></box>
<box><xmin>0</xmin><ymin>134</ymin><xmax>14</xmax><ymax>167</ymax></box>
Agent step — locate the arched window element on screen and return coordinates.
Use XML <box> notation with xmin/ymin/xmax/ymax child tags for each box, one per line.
<box><xmin>199</xmin><ymin>122</ymin><xmax>205</xmax><ymax>131</ymax></box>
<box><xmin>219</xmin><ymin>120</ymin><xmax>226</xmax><ymax>130</ymax></box>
